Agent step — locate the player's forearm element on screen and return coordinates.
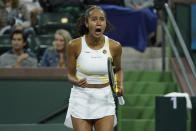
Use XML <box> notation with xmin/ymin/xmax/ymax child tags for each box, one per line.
<box><xmin>67</xmin><ymin>73</ymin><xmax>79</xmax><ymax>85</ymax></box>
<box><xmin>116</xmin><ymin>69</ymin><xmax>124</xmax><ymax>89</ymax></box>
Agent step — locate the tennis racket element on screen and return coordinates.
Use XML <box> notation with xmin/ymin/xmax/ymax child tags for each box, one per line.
<box><xmin>107</xmin><ymin>57</ymin><xmax>125</xmax><ymax>105</ymax></box>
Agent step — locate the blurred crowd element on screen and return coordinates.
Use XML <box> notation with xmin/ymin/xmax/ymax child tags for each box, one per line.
<box><xmin>0</xmin><ymin>0</ymin><xmax>160</xmax><ymax>68</ymax></box>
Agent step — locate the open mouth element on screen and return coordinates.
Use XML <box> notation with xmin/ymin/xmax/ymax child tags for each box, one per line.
<box><xmin>95</xmin><ymin>28</ymin><xmax>101</xmax><ymax>35</ymax></box>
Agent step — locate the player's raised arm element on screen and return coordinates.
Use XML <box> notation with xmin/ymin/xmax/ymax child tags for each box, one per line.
<box><xmin>110</xmin><ymin>40</ymin><xmax>124</xmax><ymax>96</ymax></box>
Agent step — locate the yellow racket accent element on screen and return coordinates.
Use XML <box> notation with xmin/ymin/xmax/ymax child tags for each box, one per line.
<box><xmin>110</xmin><ymin>58</ymin><xmax>119</xmax><ymax>93</ymax></box>
<box><xmin>114</xmin><ymin>74</ymin><xmax>119</xmax><ymax>93</ymax></box>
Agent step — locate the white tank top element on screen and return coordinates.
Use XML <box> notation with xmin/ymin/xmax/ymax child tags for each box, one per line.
<box><xmin>76</xmin><ymin>35</ymin><xmax>112</xmax><ymax>84</ymax></box>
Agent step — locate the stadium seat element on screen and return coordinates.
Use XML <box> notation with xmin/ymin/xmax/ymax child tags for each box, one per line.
<box><xmin>0</xmin><ymin>35</ymin><xmax>11</xmax><ymax>55</ymax></box>
<box><xmin>36</xmin><ymin>12</ymin><xmax>75</xmax><ymax>35</ymax></box>
<box><xmin>29</xmin><ymin>34</ymin><xmax>54</xmax><ymax>61</ymax></box>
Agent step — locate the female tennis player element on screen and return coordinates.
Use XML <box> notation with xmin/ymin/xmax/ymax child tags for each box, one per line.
<box><xmin>64</xmin><ymin>5</ymin><xmax>124</xmax><ymax>131</ymax></box>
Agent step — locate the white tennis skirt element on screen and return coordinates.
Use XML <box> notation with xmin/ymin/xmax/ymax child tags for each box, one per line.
<box><xmin>64</xmin><ymin>85</ymin><xmax>117</xmax><ymax>128</ymax></box>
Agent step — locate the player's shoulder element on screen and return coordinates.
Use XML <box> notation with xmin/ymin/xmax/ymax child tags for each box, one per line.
<box><xmin>108</xmin><ymin>38</ymin><xmax>122</xmax><ymax>50</ymax></box>
<box><xmin>68</xmin><ymin>37</ymin><xmax>82</xmax><ymax>48</ymax></box>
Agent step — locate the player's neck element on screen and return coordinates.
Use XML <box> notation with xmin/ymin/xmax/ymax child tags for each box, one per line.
<box><xmin>85</xmin><ymin>34</ymin><xmax>104</xmax><ymax>47</ymax></box>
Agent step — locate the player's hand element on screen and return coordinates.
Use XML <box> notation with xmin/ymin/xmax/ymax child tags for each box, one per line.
<box><xmin>77</xmin><ymin>78</ymin><xmax>88</xmax><ymax>88</ymax></box>
<box><xmin>117</xmin><ymin>87</ymin><xmax>124</xmax><ymax>96</ymax></box>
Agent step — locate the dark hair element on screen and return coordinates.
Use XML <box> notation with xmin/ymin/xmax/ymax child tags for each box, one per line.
<box><xmin>10</xmin><ymin>29</ymin><xmax>28</xmax><ymax>48</ymax></box>
<box><xmin>11</xmin><ymin>30</ymin><xmax>27</xmax><ymax>42</ymax></box>
<box><xmin>75</xmin><ymin>5</ymin><xmax>114</xmax><ymax>36</ymax></box>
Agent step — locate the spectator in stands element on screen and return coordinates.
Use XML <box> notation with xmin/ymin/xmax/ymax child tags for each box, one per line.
<box><xmin>124</xmin><ymin>0</ymin><xmax>159</xmax><ymax>46</ymax></box>
<box><xmin>0</xmin><ymin>29</ymin><xmax>37</xmax><ymax>67</ymax></box>
<box><xmin>40</xmin><ymin>29</ymin><xmax>72</xmax><ymax>68</ymax></box>
<box><xmin>0</xmin><ymin>0</ymin><xmax>34</xmax><ymax>36</ymax></box>
<box><xmin>19</xmin><ymin>0</ymin><xmax>43</xmax><ymax>27</ymax></box>
<box><xmin>124</xmin><ymin>0</ymin><xmax>154</xmax><ymax>9</ymax></box>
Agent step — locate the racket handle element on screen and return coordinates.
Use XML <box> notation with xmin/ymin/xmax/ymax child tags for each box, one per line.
<box><xmin>118</xmin><ymin>96</ymin><xmax>125</xmax><ymax>105</ymax></box>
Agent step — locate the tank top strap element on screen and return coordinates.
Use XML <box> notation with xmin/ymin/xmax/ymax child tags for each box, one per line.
<box><xmin>103</xmin><ymin>35</ymin><xmax>109</xmax><ymax>48</ymax></box>
<box><xmin>81</xmin><ymin>35</ymin><xmax>88</xmax><ymax>52</ymax></box>
<box><xmin>103</xmin><ymin>35</ymin><xmax>112</xmax><ymax>58</ymax></box>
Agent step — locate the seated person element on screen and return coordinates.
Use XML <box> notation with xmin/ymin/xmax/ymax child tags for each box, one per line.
<box><xmin>19</xmin><ymin>0</ymin><xmax>43</xmax><ymax>27</ymax></box>
<box><xmin>124</xmin><ymin>0</ymin><xmax>154</xmax><ymax>9</ymax></box>
<box><xmin>40</xmin><ymin>29</ymin><xmax>72</xmax><ymax>68</ymax></box>
<box><xmin>0</xmin><ymin>0</ymin><xmax>34</xmax><ymax>36</ymax></box>
<box><xmin>124</xmin><ymin>0</ymin><xmax>157</xmax><ymax>46</ymax></box>
<box><xmin>0</xmin><ymin>29</ymin><xmax>37</xmax><ymax>67</ymax></box>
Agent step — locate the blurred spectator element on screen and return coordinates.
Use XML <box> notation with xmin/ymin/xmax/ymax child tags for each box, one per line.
<box><xmin>13</xmin><ymin>24</ymin><xmax>24</xmax><ymax>31</ymax></box>
<box><xmin>0</xmin><ymin>30</ymin><xmax>37</xmax><ymax>67</ymax></box>
<box><xmin>0</xmin><ymin>0</ymin><xmax>34</xmax><ymax>36</ymax></box>
<box><xmin>19</xmin><ymin>0</ymin><xmax>42</xmax><ymax>27</ymax></box>
<box><xmin>84</xmin><ymin>0</ymin><xmax>123</xmax><ymax>5</ymax></box>
<box><xmin>20</xmin><ymin>0</ymin><xmax>41</xmax><ymax>11</ymax></box>
<box><xmin>40</xmin><ymin>29</ymin><xmax>72</xmax><ymax>68</ymax></box>
<box><xmin>39</xmin><ymin>0</ymin><xmax>84</xmax><ymax>12</ymax></box>
<box><xmin>124</xmin><ymin>0</ymin><xmax>154</xmax><ymax>9</ymax></box>
<box><xmin>124</xmin><ymin>0</ymin><xmax>159</xmax><ymax>46</ymax></box>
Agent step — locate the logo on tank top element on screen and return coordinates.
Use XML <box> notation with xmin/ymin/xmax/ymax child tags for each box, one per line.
<box><xmin>103</xmin><ymin>49</ymin><xmax>107</xmax><ymax>54</ymax></box>
<box><xmin>84</xmin><ymin>51</ymin><xmax>90</xmax><ymax>53</ymax></box>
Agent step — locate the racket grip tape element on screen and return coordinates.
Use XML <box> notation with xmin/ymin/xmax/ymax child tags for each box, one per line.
<box><xmin>118</xmin><ymin>96</ymin><xmax>125</xmax><ymax>105</ymax></box>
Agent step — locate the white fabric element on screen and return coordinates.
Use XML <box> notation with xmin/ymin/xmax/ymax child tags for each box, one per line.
<box><xmin>164</xmin><ymin>92</ymin><xmax>192</xmax><ymax>109</ymax></box>
<box><xmin>76</xmin><ymin>35</ymin><xmax>111</xmax><ymax>84</ymax></box>
<box><xmin>124</xmin><ymin>0</ymin><xmax>154</xmax><ymax>9</ymax></box>
<box><xmin>20</xmin><ymin>0</ymin><xmax>41</xmax><ymax>11</ymax></box>
<box><xmin>64</xmin><ymin>85</ymin><xmax>117</xmax><ymax>128</ymax></box>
